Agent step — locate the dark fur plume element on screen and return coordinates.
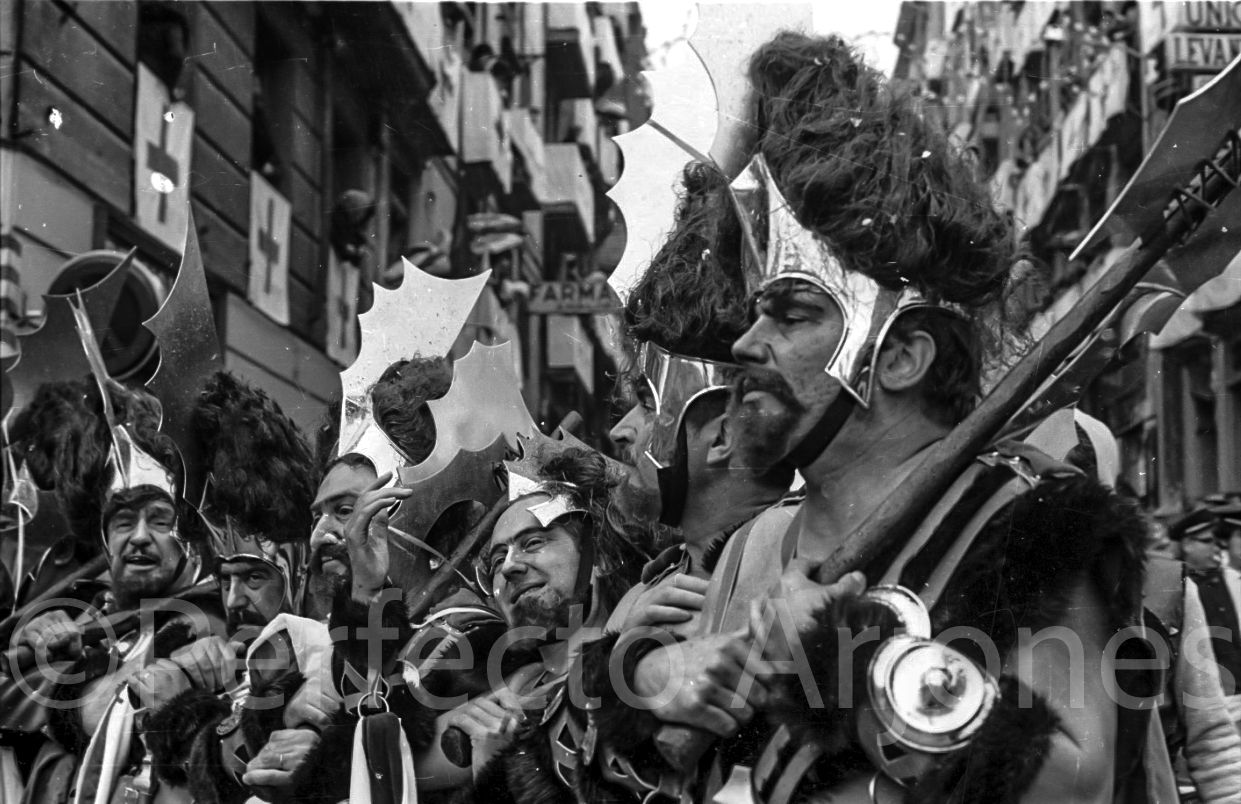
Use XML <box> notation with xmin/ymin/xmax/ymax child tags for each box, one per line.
<box><xmin>192</xmin><ymin>370</ymin><xmax>315</xmax><ymax>545</ymax></box>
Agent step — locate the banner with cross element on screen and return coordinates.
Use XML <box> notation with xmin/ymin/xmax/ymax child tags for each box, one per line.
<box><xmin>133</xmin><ymin>63</ymin><xmax>194</xmax><ymax>251</ymax></box>
<box><xmin>324</xmin><ymin>250</ymin><xmax>360</xmax><ymax>365</ymax></box>
<box><xmin>247</xmin><ymin>172</ymin><xmax>292</xmax><ymax>325</ymax></box>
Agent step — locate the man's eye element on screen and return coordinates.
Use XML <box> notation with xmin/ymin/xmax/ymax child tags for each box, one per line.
<box><xmin>521</xmin><ymin>536</ymin><xmax>546</xmax><ymax>553</ymax></box>
<box><xmin>336</xmin><ymin>504</ymin><xmax>354</xmax><ymax>518</ymax></box>
<box><xmin>248</xmin><ymin>574</ymin><xmax>267</xmax><ymax>587</ymax></box>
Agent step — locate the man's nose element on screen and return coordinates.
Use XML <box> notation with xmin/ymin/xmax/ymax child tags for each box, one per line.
<box><xmin>499</xmin><ymin>550</ymin><xmax>529</xmax><ymax>583</ymax></box>
<box><xmin>128</xmin><ymin>517</ymin><xmax>153</xmax><ymax>546</ymax></box>
<box><xmin>225</xmin><ymin>582</ymin><xmax>247</xmax><ymax>611</ymax></box>
<box><xmin>310</xmin><ymin>516</ymin><xmax>341</xmax><ymax>550</ymax></box>
<box><xmin>731</xmin><ymin>322</ymin><xmax>769</xmax><ymax>366</ymax></box>
<box><xmin>610</xmin><ymin>405</ymin><xmax>643</xmax><ymax>449</ymax></box>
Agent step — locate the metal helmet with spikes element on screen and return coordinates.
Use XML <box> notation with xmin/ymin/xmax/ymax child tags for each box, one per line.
<box><xmin>730</xmin><ymin>154</ymin><xmax>944</xmax><ymax>408</ymax></box>
<box><xmin>192</xmin><ymin>370</ymin><xmax>316</xmax><ymax>614</ymax></box>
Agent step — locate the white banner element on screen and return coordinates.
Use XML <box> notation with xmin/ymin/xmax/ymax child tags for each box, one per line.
<box><xmin>247</xmin><ymin>173</ymin><xmax>291</xmax><ymax>325</ymax></box>
<box><xmin>133</xmin><ymin>64</ymin><xmax>193</xmax><ymax>251</ymax></box>
<box><xmin>324</xmin><ymin>251</ymin><xmax>360</xmax><ymax>365</ymax></box>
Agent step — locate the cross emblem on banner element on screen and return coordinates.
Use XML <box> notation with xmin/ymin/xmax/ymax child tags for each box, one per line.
<box><xmin>257</xmin><ymin>198</ymin><xmax>281</xmax><ymax>293</ymax></box>
<box><xmin>146</xmin><ymin>106</ymin><xmax>180</xmax><ymax>223</ymax></box>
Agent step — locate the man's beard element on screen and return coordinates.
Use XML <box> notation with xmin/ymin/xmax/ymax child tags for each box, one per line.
<box><xmin>509</xmin><ymin>585</ymin><xmax>589</xmax><ymax>635</ymax></box>
<box><xmin>730</xmin><ymin>370</ymin><xmax>805</xmax><ymax>470</ymax></box>
<box><xmin>310</xmin><ymin>543</ymin><xmax>351</xmax><ymax>597</ymax></box>
<box><xmin>112</xmin><ymin>563</ymin><xmax>179</xmax><ymax>605</ymax></box>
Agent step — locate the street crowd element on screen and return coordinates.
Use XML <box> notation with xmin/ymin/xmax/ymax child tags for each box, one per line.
<box><xmin>3</xmin><ymin>30</ymin><xmax>1241</xmax><ymax>804</ymax></box>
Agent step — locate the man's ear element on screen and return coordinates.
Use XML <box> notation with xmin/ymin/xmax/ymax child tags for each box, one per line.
<box><xmin>704</xmin><ymin>412</ymin><xmax>731</xmax><ymax>468</ymax></box>
<box><xmin>875</xmin><ymin>330</ymin><xmax>937</xmax><ymax>393</ymax></box>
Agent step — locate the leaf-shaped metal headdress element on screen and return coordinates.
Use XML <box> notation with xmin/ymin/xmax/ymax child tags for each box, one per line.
<box><xmin>336</xmin><ymin>258</ymin><xmax>491</xmax><ymax>478</ymax></box>
<box><xmin>142</xmin><ymin>208</ymin><xmax>223</xmax><ymax>504</ymax></box>
<box><xmin>606</xmin><ymin>4</ymin><xmax>814</xmax><ymax>304</ymax></box>
<box><xmin>396</xmin><ymin>340</ymin><xmax>537</xmax><ymax>486</ymax></box>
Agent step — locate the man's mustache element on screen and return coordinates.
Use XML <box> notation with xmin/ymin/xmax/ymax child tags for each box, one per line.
<box><xmin>314</xmin><ymin>543</ymin><xmax>350</xmax><ymax>572</ymax></box>
<box><xmin>732</xmin><ymin>369</ymin><xmax>803</xmax><ymax>411</ymax></box>
<box><xmin>227</xmin><ymin>608</ymin><xmax>268</xmax><ymax>630</ymax></box>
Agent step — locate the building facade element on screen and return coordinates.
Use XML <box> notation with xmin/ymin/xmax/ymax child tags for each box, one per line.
<box><xmin>893</xmin><ymin>0</ymin><xmax>1240</xmax><ymax>523</ymax></box>
<box><xmin>0</xmin><ymin>1</ymin><xmax>646</xmax><ymax>444</ymax></box>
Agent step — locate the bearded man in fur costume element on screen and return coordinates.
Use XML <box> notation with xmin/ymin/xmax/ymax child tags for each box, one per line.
<box><xmin>583</xmin><ymin>32</ymin><xmax>1152</xmax><ymax>803</ymax></box>
<box><xmin>1</xmin><ymin>376</ymin><xmax>224</xmax><ymax>804</ymax></box>
<box><xmin>134</xmin><ymin>370</ymin><xmax>338</xmax><ymax>804</ymax></box>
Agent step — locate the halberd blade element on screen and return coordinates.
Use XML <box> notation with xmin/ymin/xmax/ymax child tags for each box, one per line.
<box><xmin>142</xmin><ymin>208</ymin><xmax>223</xmax><ymax>504</ymax></box>
<box><xmin>1071</xmin><ymin>53</ymin><xmax>1241</xmax><ymax>295</ymax></box>
<box><xmin>2</xmin><ymin>251</ymin><xmax>132</xmax><ymax>423</ymax></box>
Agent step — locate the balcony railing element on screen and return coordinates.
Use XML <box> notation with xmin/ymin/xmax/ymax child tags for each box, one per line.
<box><xmin>511</xmin><ymin>108</ymin><xmax>549</xmax><ymax>204</ymax></box>
<box><xmin>544</xmin><ymin>143</ymin><xmax>595</xmax><ymax>247</ymax></box>
<box><xmin>461</xmin><ymin>71</ymin><xmax>512</xmax><ymax>193</ymax></box>
<box><xmin>546</xmin><ymin>3</ymin><xmax>596</xmax><ymax>98</ymax></box>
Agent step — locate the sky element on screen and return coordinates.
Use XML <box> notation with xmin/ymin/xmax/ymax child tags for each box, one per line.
<box><xmin>640</xmin><ymin>1</ymin><xmax>905</xmax><ymax>75</ymax></box>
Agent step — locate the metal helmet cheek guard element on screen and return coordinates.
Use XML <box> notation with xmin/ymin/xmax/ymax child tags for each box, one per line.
<box><xmin>730</xmin><ymin>154</ymin><xmax>950</xmax><ymax>408</ymax></box>
<box><xmin>638</xmin><ymin>342</ymin><xmax>734</xmax><ymax>472</ymax></box>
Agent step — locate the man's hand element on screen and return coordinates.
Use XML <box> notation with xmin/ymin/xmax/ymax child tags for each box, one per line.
<box><xmin>168</xmin><ymin>635</ymin><xmax>238</xmax><ymax>693</ymax></box>
<box><xmin>242</xmin><ymin>728</ymin><xmax>321</xmax><ymax>801</ymax></box>
<box><xmin>754</xmin><ymin>561</ymin><xmax>867</xmax><ymax>661</ymax></box>
<box><xmin>632</xmin><ymin>631</ymin><xmax>772</xmax><ymax>738</ymax></box>
<box><xmin>344</xmin><ymin>472</ymin><xmax>412</xmax><ymax>602</ymax></box>
<box><xmin>128</xmin><ymin>659</ymin><xmax>193</xmax><ymax>706</ymax></box>
<box><xmin>620</xmin><ymin>574</ymin><xmax>709</xmax><ymax>631</ymax></box>
<box><xmin>444</xmin><ymin>693</ymin><xmax>523</xmax><ymax>778</ymax></box>
<box><xmin>16</xmin><ymin>610</ymin><xmax>86</xmax><ymax>663</ymax></box>
<box><xmin>283</xmin><ymin>670</ymin><xmax>343</xmax><ymax>731</ymax></box>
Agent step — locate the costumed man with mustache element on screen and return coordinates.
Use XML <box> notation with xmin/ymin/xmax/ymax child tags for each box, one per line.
<box><xmin>133</xmin><ymin>370</ymin><xmax>335</xmax><ymax>804</ymax></box>
<box><xmin>303</xmin><ymin>355</ymin><xmax>456</xmax><ymax>621</ymax></box>
<box><xmin>588</xmin><ymin>32</ymin><xmax>1153</xmax><ymax>803</ymax></box>
<box><xmin>1</xmin><ymin>375</ymin><xmax>223</xmax><ymax>804</ymax></box>
<box><xmin>323</xmin><ymin>347</ymin><xmax>528</xmax><ymax>803</ymax></box>
<box><xmin>577</xmin><ymin>162</ymin><xmax>796</xmax><ymax>798</ymax></box>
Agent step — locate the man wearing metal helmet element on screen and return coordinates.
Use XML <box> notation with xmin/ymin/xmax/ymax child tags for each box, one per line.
<box><xmin>2</xmin><ymin>378</ymin><xmax>224</xmax><ymax>804</ymax></box>
<box><xmin>601</xmin><ymin>33</ymin><xmax>1150</xmax><ymax>804</ymax></box>
<box><xmin>135</xmin><ymin>370</ymin><xmax>324</xmax><ymax>804</ymax></box>
<box><xmin>607</xmin><ymin>163</ymin><xmax>795</xmax><ymax>627</ymax></box>
<box><xmin>410</xmin><ymin>442</ymin><xmax>653</xmax><ymax>802</ymax></box>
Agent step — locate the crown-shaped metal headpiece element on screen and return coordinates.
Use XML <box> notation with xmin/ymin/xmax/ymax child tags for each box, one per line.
<box><xmin>502</xmin><ymin>432</ymin><xmax>589</xmax><ymax>528</ymax></box>
<box><xmin>198</xmin><ymin>478</ymin><xmax>307</xmax><ymax>612</ymax></box>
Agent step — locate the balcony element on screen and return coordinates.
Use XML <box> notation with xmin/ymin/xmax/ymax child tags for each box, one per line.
<box><xmin>546</xmin><ymin>3</ymin><xmax>596</xmax><ymax>98</ymax></box>
<box><xmin>461</xmin><ymin>71</ymin><xmax>512</xmax><ymax>194</ymax></box>
<box><xmin>543</xmin><ymin>143</ymin><xmax>595</xmax><ymax>249</ymax></box>
<box><xmin>388</xmin><ymin>1</ymin><xmax>461</xmax><ymax>154</ymax></box>
<box><xmin>556</xmin><ymin>98</ymin><xmax>599</xmax><ymax>162</ymax></box>
<box><xmin>510</xmin><ymin>108</ymin><xmax>549</xmax><ymax>207</ymax></box>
